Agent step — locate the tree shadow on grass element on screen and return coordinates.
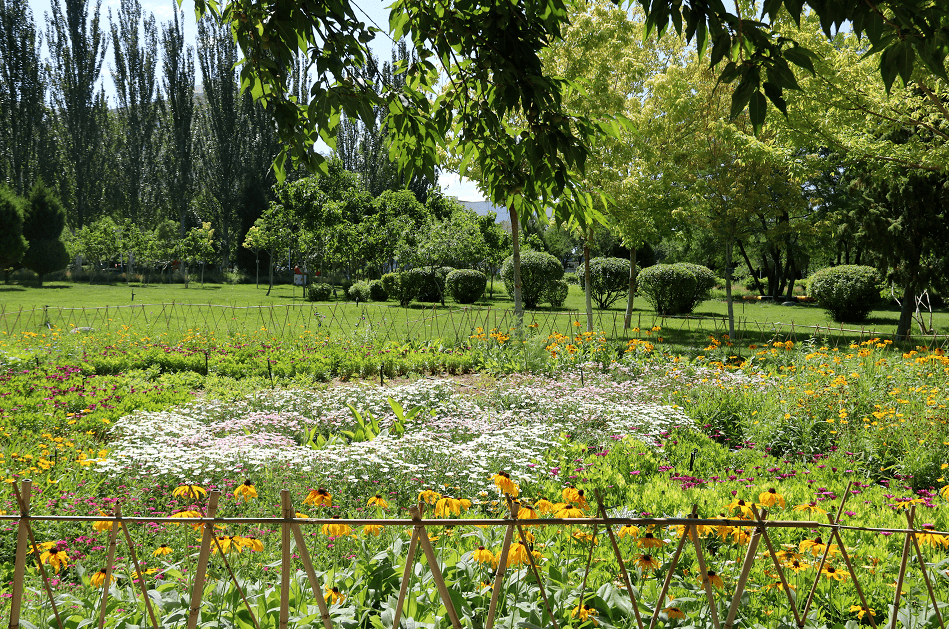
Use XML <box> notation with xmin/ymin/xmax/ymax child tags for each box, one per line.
<box><xmin>0</xmin><ymin>286</ymin><xmax>26</xmax><ymax>292</ymax></box>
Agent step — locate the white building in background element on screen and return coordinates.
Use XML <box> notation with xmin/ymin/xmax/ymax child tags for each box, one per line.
<box><xmin>455</xmin><ymin>200</ymin><xmax>505</xmax><ymax>222</ymax></box>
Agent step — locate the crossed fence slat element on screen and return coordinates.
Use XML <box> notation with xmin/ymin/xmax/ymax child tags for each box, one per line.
<box><xmin>7</xmin><ymin>480</ymin><xmax>949</xmax><ymax>629</ymax></box>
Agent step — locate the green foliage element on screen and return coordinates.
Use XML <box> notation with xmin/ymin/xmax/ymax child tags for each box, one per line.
<box><xmin>501</xmin><ymin>250</ymin><xmax>564</xmax><ymax>309</ymax></box>
<box><xmin>368</xmin><ymin>279</ymin><xmax>387</xmax><ymax>301</ymax></box>
<box><xmin>588</xmin><ymin>256</ymin><xmax>631</xmax><ymax>309</ymax></box>
<box><xmin>381</xmin><ymin>272</ymin><xmax>415</xmax><ymax>307</ymax></box>
<box><xmin>545</xmin><ymin>278</ymin><xmax>569</xmax><ymax>308</ymax></box>
<box><xmin>307</xmin><ymin>282</ymin><xmax>332</xmax><ymax>301</ymax></box>
<box><xmin>808</xmin><ymin>265</ymin><xmax>881</xmax><ymax>322</ymax></box>
<box><xmin>446</xmin><ymin>269</ymin><xmax>486</xmax><ymax>304</ymax></box>
<box><xmin>403</xmin><ymin>266</ymin><xmax>452</xmax><ymax>303</ymax></box>
<box><xmin>22</xmin><ymin>181</ymin><xmax>68</xmax><ymax>285</ymax></box>
<box><xmin>0</xmin><ymin>187</ymin><xmax>27</xmax><ymax>278</ymax></box>
<box><xmin>348</xmin><ymin>280</ymin><xmax>371</xmax><ymax>302</ymax></box>
<box><xmin>637</xmin><ymin>263</ymin><xmax>714</xmax><ymax>315</ymax></box>
<box><xmin>22</xmin><ymin>239</ymin><xmax>69</xmax><ymax>285</ymax></box>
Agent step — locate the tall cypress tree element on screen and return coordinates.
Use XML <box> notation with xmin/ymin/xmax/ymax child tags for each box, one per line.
<box><xmin>160</xmin><ymin>5</ymin><xmax>193</xmax><ymax>237</ymax></box>
<box><xmin>0</xmin><ymin>0</ymin><xmax>44</xmax><ymax>195</ymax></box>
<box><xmin>0</xmin><ymin>185</ymin><xmax>27</xmax><ymax>282</ymax></box>
<box><xmin>22</xmin><ymin>179</ymin><xmax>69</xmax><ymax>285</ymax></box>
<box><xmin>46</xmin><ymin>0</ymin><xmax>108</xmax><ymax>230</ymax></box>
<box><xmin>109</xmin><ymin>0</ymin><xmax>158</xmax><ymax>227</ymax></box>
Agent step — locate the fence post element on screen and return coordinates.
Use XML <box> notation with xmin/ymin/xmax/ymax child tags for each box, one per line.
<box><xmin>391</xmin><ymin>526</ymin><xmax>421</xmax><ymax>629</ymax></box>
<box><xmin>280</xmin><ymin>493</ymin><xmax>292</xmax><ymax>629</ymax></box>
<box><xmin>97</xmin><ymin>506</ymin><xmax>122</xmax><ymax>629</ymax></box>
<box><xmin>649</xmin><ymin>513</ymin><xmax>692</xmax><ymax>629</ymax></box>
<box><xmin>594</xmin><ymin>490</ymin><xmax>643</xmax><ymax>629</ymax></box>
<box><xmin>116</xmin><ymin>503</ymin><xmax>159</xmax><ymax>629</ymax></box>
<box><xmin>8</xmin><ymin>480</ymin><xmax>31</xmax><ymax>629</ymax></box>
<box><xmin>186</xmin><ymin>491</ymin><xmax>220</xmax><ymax>629</ymax></box>
<box><xmin>690</xmin><ymin>508</ymin><xmax>722</xmax><ymax>629</ymax></box>
<box><xmin>408</xmin><ymin>506</ymin><xmax>462</xmax><ymax>629</ymax></box>
<box><xmin>724</xmin><ymin>510</ymin><xmax>764</xmax><ymax>629</ymax></box>
<box><xmin>285</xmin><ymin>493</ymin><xmax>333</xmax><ymax>629</ymax></box>
<box><xmin>906</xmin><ymin>508</ymin><xmax>945</xmax><ymax>629</ymax></box>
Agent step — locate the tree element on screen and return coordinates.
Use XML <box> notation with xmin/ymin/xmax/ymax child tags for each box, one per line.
<box><xmin>0</xmin><ymin>0</ymin><xmax>44</xmax><ymax>195</ymax></box>
<box><xmin>73</xmin><ymin>215</ymin><xmax>119</xmax><ymax>274</ymax></box>
<box><xmin>0</xmin><ymin>185</ymin><xmax>26</xmax><ymax>282</ymax></box>
<box><xmin>242</xmin><ymin>223</ymin><xmax>264</xmax><ymax>287</ymax></box>
<box><xmin>109</xmin><ymin>0</ymin><xmax>159</xmax><ymax>227</ymax></box>
<box><xmin>46</xmin><ymin>0</ymin><xmax>108</xmax><ymax>231</ymax></box>
<box><xmin>22</xmin><ymin>180</ymin><xmax>69</xmax><ymax>285</ymax></box>
<box><xmin>178</xmin><ymin>221</ymin><xmax>215</xmax><ymax>287</ymax></box>
<box><xmin>160</xmin><ymin>6</ymin><xmax>194</xmax><ymax>237</ymax></box>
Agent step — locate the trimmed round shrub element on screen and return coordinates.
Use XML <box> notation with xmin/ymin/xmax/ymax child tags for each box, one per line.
<box><xmin>446</xmin><ymin>269</ymin><xmax>486</xmax><ymax>304</ymax></box>
<box><xmin>368</xmin><ymin>279</ymin><xmax>388</xmax><ymax>301</ymax></box>
<box><xmin>501</xmin><ymin>250</ymin><xmax>564</xmax><ymax>309</ymax></box>
<box><xmin>403</xmin><ymin>266</ymin><xmax>453</xmax><ymax>303</ymax></box>
<box><xmin>808</xmin><ymin>265</ymin><xmax>881</xmax><ymax>322</ymax></box>
<box><xmin>382</xmin><ymin>272</ymin><xmax>413</xmax><ymax>306</ymax></box>
<box><xmin>638</xmin><ymin>263</ymin><xmax>717</xmax><ymax>315</ymax></box>
<box><xmin>545</xmin><ymin>278</ymin><xmax>569</xmax><ymax>308</ymax></box>
<box><xmin>588</xmin><ymin>257</ymin><xmax>632</xmax><ymax>309</ymax></box>
<box><xmin>307</xmin><ymin>282</ymin><xmax>332</xmax><ymax>301</ymax></box>
<box><xmin>348</xmin><ymin>280</ymin><xmax>371</xmax><ymax>302</ymax></box>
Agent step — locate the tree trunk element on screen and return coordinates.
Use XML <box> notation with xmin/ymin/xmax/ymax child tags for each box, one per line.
<box><xmin>624</xmin><ymin>247</ymin><xmax>637</xmax><ymax>329</ymax></box>
<box><xmin>255</xmin><ymin>255</ymin><xmax>260</xmax><ymax>288</ymax></box>
<box><xmin>266</xmin><ymin>250</ymin><xmax>274</xmax><ymax>297</ymax></box>
<box><xmin>725</xmin><ymin>238</ymin><xmax>735</xmax><ymax>339</ymax></box>
<box><xmin>509</xmin><ymin>201</ymin><xmax>523</xmax><ymax>326</ymax></box>
<box><xmin>583</xmin><ymin>234</ymin><xmax>593</xmax><ymax>332</ymax></box>
<box><xmin>896</xmin><ymin>283</ymin><xmax>915</xmax><ymax>341</ymax></box>
<box><xmin>736</xmin><ymin>239</ymin><xmax>764</xmax><ymax>296</ymax></box>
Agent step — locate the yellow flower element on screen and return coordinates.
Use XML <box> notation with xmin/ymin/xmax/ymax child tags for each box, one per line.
<box><xmin>169</xmin><ymin>510</ymin><xmax>203</xmax><ymax>529</ymax></box>
<box><xmin>324</xmin><ymin>586</ymin><xmax>345</xmax><ymax>604</ymax></box>
<box><xmin>39</xmin><ymin>548</ymin><xmax>69</xmax><ymax>573</ymax></box>
<box><xmin>516</xmin><ymin>502</ymin><xmax>538</xmax><ymax>521</ymax></box>
<box><xmin>637</xmin><ymin>532</ymin><xmax>665</xmax><ymax>549</ymax></box>
<box><xmin>776</xmin><ymin>548</ymin><xmax>802</xmax><ymax>562</ymax></box>
<box><xmin>27</xmin><ymin>541</ymin><xmax>57</xmax><ymax>555</ymax></box>
<box><xmin>571</xmin><ymin>605</ymin><xmax>598</xmax><ymax>625</ymax></box>
<box><xmin>507</xmin><ymin>541</ymin><xmax>531</xmax><ymax>567</ymax></box>
<box><xmin>663</xmin><ymin>607</ymin><xmax>686</xmax><ymax>620</ymax></box>
<box><xmin>90</xmin><ymin>569</ymin><xmax>111</xmax><ymax>587</ymax></box>
<box><xmin>304</xmin><ymin>488</ymin><xmax>332</xmax><ymax>507</ymax></box>
<box><xmin>418</xmin><ymin>489</ymin><xmax>441</xmax><ymax>504</ymax></box>
<box><xmin>435</xmin><ymin>496</ymin><xmax>465</xmax><ymax>517</ymax></box>
<box><xmin>799</xmin><ymin>537</ymin><xmax>838</xmax><ymax>557</ymax></box>
<box><xmin>234</xmin><ymin>480</ymin><xmax>257</xmax><ymax>501</ymax></box>
<box><xmin>562</xmin><ymin>486</ymin><xmax>580</xmax><ymax>503</ymax></box>
<box><xmin>555</xmin><ymin>503</ymin><xmax>585</xmax><ymax>519</ymax></box>
<box><xmin>572</xmin><ymin>529</ymin><xmax>598</xmax><ymax>545</ymax></box>
<box><xmin>792</xmin><ymin>502</ymin><xmax>827</xmax><ymax>515</ymax></box>
<box><xmin>758</xmin><ymin>488</ymin><xmax>785</xmax><ymax>509</ymax></box>
<box><xmin>635</xmin><ymin>554</ymin><xmax>660</xmax><ymax>571</ymax></box>
<box><xmin>785</xmin><ymin>559</ymin><xmax>808</xmax><ymax>573</ymax></box>
<box><xmin>617</xmin><ymin>525</ymin><xmax>639</xmax><ymax>539</ymax></box>
<box><xmin>93</xmin><ymin>511</ymin><xmax>113</xmax><ymax>532</ymax></box>
<box><xmin>724</xmin><ymin>498</ymin><xmax>759</xmax><ymax>518</ymax></box>
<box><xmin>850</xmin><ymin>605</ymin><xmax>876</xmax><ymax>619</ymax></box>
<box><xmin>821</xmin><ymin>565</ymin><xmax>848</xmax><ymax>581</ymax></box>
<box><xmin>235</xmin><ymin>536</ymin><xmax>264</xmax><ymax>552</ymax></box>
<box><xmin>211</xmin><ymin>535</ymin><xmax>241</xmax><ymax>554</ymax></box>
<box><xmin>152</xmin><ymin>545</ymin><xmax>173</xmax><ymax>557</ymax></box>
<box><xmin>363</xmin><ymin>524</ymin><xmax>384</xmax><ymax>537</ymax></box>
<box><xmin>492</xmin><ymin>472</ymin><xmax>519</xmax><ymax>496</ymax></box>
<box><xmin>172</xmin><ymin>484</ymin><xmax>207</xmax><ymax>500</ymax></box>
<box><xmin>699</xmin><ymin>570</ymin><xmax>724</xmax><ymax>589</ymax></box>
<box><xmin>367</xmin><ymin>494</ymin><xmax>388</xmax><ymax>508</ymax></box>
<box><xmin>471</xmin><ymin>546</ymin><xmax>496</xmax><ymax>566</ymax></box>
<box><xmin>534</xmin><ymin>497</ymin><xmax>556</xmax><ymax>515</ymax></box>
<box><xmin>918</xmin><ymin>529</ymin><xmax>949</xmax><ymax>549</ymax></box>
<box><xmin>321</xmin><ymin>517</ymin><xmax>353</xmax><ymax>538</ymax></box>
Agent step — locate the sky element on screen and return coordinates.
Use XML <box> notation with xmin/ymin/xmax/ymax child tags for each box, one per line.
<box><xmin>27</xmin><ymin>0</ymin><xmax>488</xmax><ymax>201</ymax></box>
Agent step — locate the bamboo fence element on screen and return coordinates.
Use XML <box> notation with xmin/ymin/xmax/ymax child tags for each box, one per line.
<box><xmin>2</xmin><ymin>302</ymin><xmax>947</xmax><ymax>347</ymax></box>
<box><xmin>5</xmin><ymin>480</ymin><xmax>949</xmax><ymax>629</ymax></box>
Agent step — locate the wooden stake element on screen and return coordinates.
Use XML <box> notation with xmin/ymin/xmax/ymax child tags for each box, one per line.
<box><xmin>97</xmin><ymin>508</ymin><xmax>121</xmax><ymax>629</ymax></box>
<box><xmin>577</xmin><ymin>522</ymin><xmax>599</xmax><ymax>608</ymax></box>
<box><xmin>724</xmin><ymin>510</ymin><xmax>764</xmax><ymax>629</ymax></box>
<box><xmin>514</xmin><ymin>522</ymin><xmax>560</xmax><ymax>629</ymax></box>
<box><xmin>825</xmin><ymin>514</ymin><xmax>877</xmax><ymax>629</ymax></box>
<box><xmin>802</xmin><ymin>482</ymin><xmax>852</xmax><ymax>621</ymax></box>
<box><xmin>287</xmin><ymin>512</ymin><xmax>333</xmax><ymax>629</ymax></box>
<box><xmin>202</xmin><ymin>510</ymin><xmax>262</xmax><ymax>629</ymax></box>
<box><xmin>486</xmin><ymin>516</ymin><xmax>516</xmax><ymax>629</ymax></box>
<box><xmin>9</xmin><ymin>480</ymin><xmax>31</xmax><ymax>629</ymax></box>
<box><xmin>690</xmin><ymin>508</ymin><xmax>722</xmax><ymax>629</ymax></box>
<box><xmin>392</xmin><ymin>527</ymin><xmax>420</xmax><ymax>629</ymax></box>
<box><xmin>11</xmin><ymin>481</ymin><xmax>64</xmax><ymax>629</ymax></box>
<box><xmin>890</xmin><ymin>516</ymin><xmax>913</xmax><ymax>629</ymax></box>
<box><xmin>409</xmin><ymin>506</ymin><xmax>462</xmax><ymax>629</ymax></box>
<box><xmin>749</xmin><ymin>504</ymin><xmax>803</xmax><ymax>629</ymax></box>
<box><xmin>648</xmin><ymin>515</ymin><xmax>691</xmax><ymax>629</ymax></box>
<box><xmin>280</xmin><ymin>491</ymin><xmax>292</xmax><ymax>629</ymax></box>
<box><xmin>593</xmin><ymin>490</ymin><xmax>643</xmax><ymax>629</ymax></box>
<box><xmin>115</xmin><ymin>503</ymin><xmax>159</xmax><ymax>629</ymax></box>
<box><xmin>186</xmin><ymin>491</ymin><xmax>220</xmax><ymax>629</ymax></box>
<box><xmin>906</xmin><ymin>509</ymin><xmax>945</xmax><ymax>629</ymax></box>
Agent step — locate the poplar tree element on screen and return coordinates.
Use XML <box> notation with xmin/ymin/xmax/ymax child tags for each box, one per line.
<box><xmin>160</xmin><ymin>5</ymin><xmax>193</xmax><ymax>237</ymax></box>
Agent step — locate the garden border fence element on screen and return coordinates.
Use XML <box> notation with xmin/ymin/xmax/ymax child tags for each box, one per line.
<box><xmin>2</xmin><ymin>303</ymin><xmax>947</xmax><ymax>347</ymax></box>
<box><xmin>5</xmin><ymin>480</ymin><xmax>948</xmax><ymax>629</ymax></box>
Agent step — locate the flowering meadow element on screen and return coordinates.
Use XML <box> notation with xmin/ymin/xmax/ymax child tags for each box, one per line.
<box><xmin>2</xmin><ymin>323</ymin><xmax>949</xmax><ymax>629</ymax></box>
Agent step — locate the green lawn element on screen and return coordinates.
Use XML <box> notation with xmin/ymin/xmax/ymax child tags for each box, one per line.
<box><xmin>1</xmin><ymin>279</ymin><xmax>946</xmax><ymax>350</ymax></box>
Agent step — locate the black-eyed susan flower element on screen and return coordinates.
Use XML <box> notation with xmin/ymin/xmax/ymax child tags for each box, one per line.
<box><xmin>555</xmin><ymin>503</ymin><xmax>585</xmax><ymax>518</ymax></box>
<box><xmin>792</xmin><ymin>502</ymin><xmax>827</xmax><ymax>515</ymax></box>
<box><xmin>516</xmin><ymin>503</ymin><xmax>538</xmax><ymax>520</ymax></box>
<box><xmin>324</xmin><ymin>586</ymin><xmax>345</xmax><ymax>604</ymax></box>
<box><xmin>699</xmin><ymin>570</ymin><xmax>724</xmax><ymax>589</ymax></box>
<box><xmin>363</xmin><ymin>524</ymin><xmax>384</xmax><ymax>537</ymax></box>
<box><xmin>799</xmin><ymin>537</ymin><xmax>838</xmax><ymax>557</ymax></box>
<box><xmin>618</xmin><ymin>525</ymin><xmax>639</xmax><ymax>539</ymax></box>
<box><xmin>367</xmin><ymin>494</ymin><xmax>388</xmax><ymax>508</ymax></box>
<box><xmin>418</xmin><ymin>489</ymin><xmax>441</xmax><ymax>504</ymax></box>
<box><xmin>821</xmin><ymin>564</ymin><xmax>847</xmax><ymax>581</ymax></box>
<box><xmin>235</xmin><ymin>536</ymin><xmax>264</xmax><ymax>552</ymax></box>
<box><xmin>663</xmin><ymin>607</ymin><xmax>686</xmax><ymax>620</ymax></box>
<box><xmin>918</xmin><ymin>525</ymin><xmax>949</xmax><ymax>549</ymax></box>
<box><xmin>562</xmin><ymin>486</ymin><xmax>580</xmax><ymax>503</ymax></box>
<box><xmin>435</xmin><ymin>496</ymin><xmax>464</xmax><ymax>517</ymax></box>
<box><xmin>785</xmin><ymin>559</ymin><xmax>808</xmax><ymax>573</ymax></box>
<box><xmin>724</xmin><ymin>498</ymin><xmax>759</xmax><ymax>518</ymax></box>
<box><xmin>729</xmin><ymin>527</ymin><xmax>752</xmax><ymax>545</ymax></box>
<box><xmin>571</xmin><ymin>604</ymin><xmax>598</xmax><ymax>624</ymax></box>
<box><xmin>535</xmin><ymin>497</ymin><xmax>556</xmax><ymax>515</ymax></box>
<box><xmin>507</xmin><ymin>541</ymin><xmax>531</xmax><ymax>567</ymax></box>
<box><xmin>90</xmin><ymin>568</ymin><xmax>111</xmax><ymax>587</ymax></box>
<box><xmin>93</xmin><ymin>511</ymin><xmax>113</xmax><ymax>532</ymax></box>
<box><xmin>152</xmin><ymin>545</ymin><xmax>173</xmax><ymax>557</ymax></box>
<box><xmin>304</xmin><ymin>488</ymin><xmax>332</xmax><ymax>507</ymax></box>
<box><xmin>572</xmin><ymin>529</ymin><xmax>598</xmax><ymax>545</ymax></box>
<box><xmin>850</xmin><ymin>605</ymin><xmax>876</xmax><ymax>619</ymax></box>
<box><xmin>636</xmin><ymin>554</ymin><xmax>660</xmax><ymax>571</ymax></box>
<box><xmin>321</xmin><ymin>516</ymin><xmax>352</xmax><ymax>537</ymax></box>
<box><xmin>759</xmin><ymin>488</ymin><xmax>785</xmax><ymax>509</ymax></box>
<box><xmin>234</xmin><ymin>480</ymin><xmax>257</xmax><ymax>501</ymax></box>
<box><xmin>211</xmin><ymin>535</ymin><xmax>241</xmax><ymax>554</ymax></box>
<box><xmin>27</xmin><ymin>541</ymin><xmax>57</xmax><ymax>555</ymax></box>
<box><xmin>169</xmin><ymin>509</ymin><xmax>202</xmax><ymax>529</ymax></box>
<box><xmin>39</xmin><ymin>547</ymin><xmax>69</xmax><ymax>573</ymax></box>
<box><xmin>637</xmin><ymin>532</ymin><xmax>665</xmax><ymax>549</ymax></box>
<box><xmin>471</xmin><ymin>546</ymin><xmax>496</xmax><ymax>566</ymax></box>
<box><xmin>492</xmin><ymin>472</ymin><xmax>519</xmax><ymax>497</ymax></box>
<box><xmin>172</xmin><ymin>484</ymin><xmax>207</xmax><ymax>500</ymax></box>
<box><xmin>775</xmin><ymin>547</ymin><xmax>802</xmax><ymax>562</ymax></box>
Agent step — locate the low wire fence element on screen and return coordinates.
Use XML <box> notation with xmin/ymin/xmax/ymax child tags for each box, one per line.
<box><xmin>5</xmin><ymin>480</ymin><xmax>948</xmax><ymax>629</ymax></box>
<box><xmin>3</xmin><ymin>302</ymin><xmax>946</xmax><ymax>347</ymax></box>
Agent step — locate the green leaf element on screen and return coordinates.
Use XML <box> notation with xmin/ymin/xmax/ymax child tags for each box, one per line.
<box><xmin>729</xmin><ymin>72</ymin><xmax>758</xmax><ymax>121</ymax></box>
<box><xmin>748</xmin><ymin>89</ymin><xmax>767</xmax><ymax>134</ymax></box>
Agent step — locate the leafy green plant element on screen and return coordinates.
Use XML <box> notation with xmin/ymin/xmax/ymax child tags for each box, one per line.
<box><xmin>808</xmin><ymin>265</ymin><xmax>881</xmax><ymax>322</ymax></box>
